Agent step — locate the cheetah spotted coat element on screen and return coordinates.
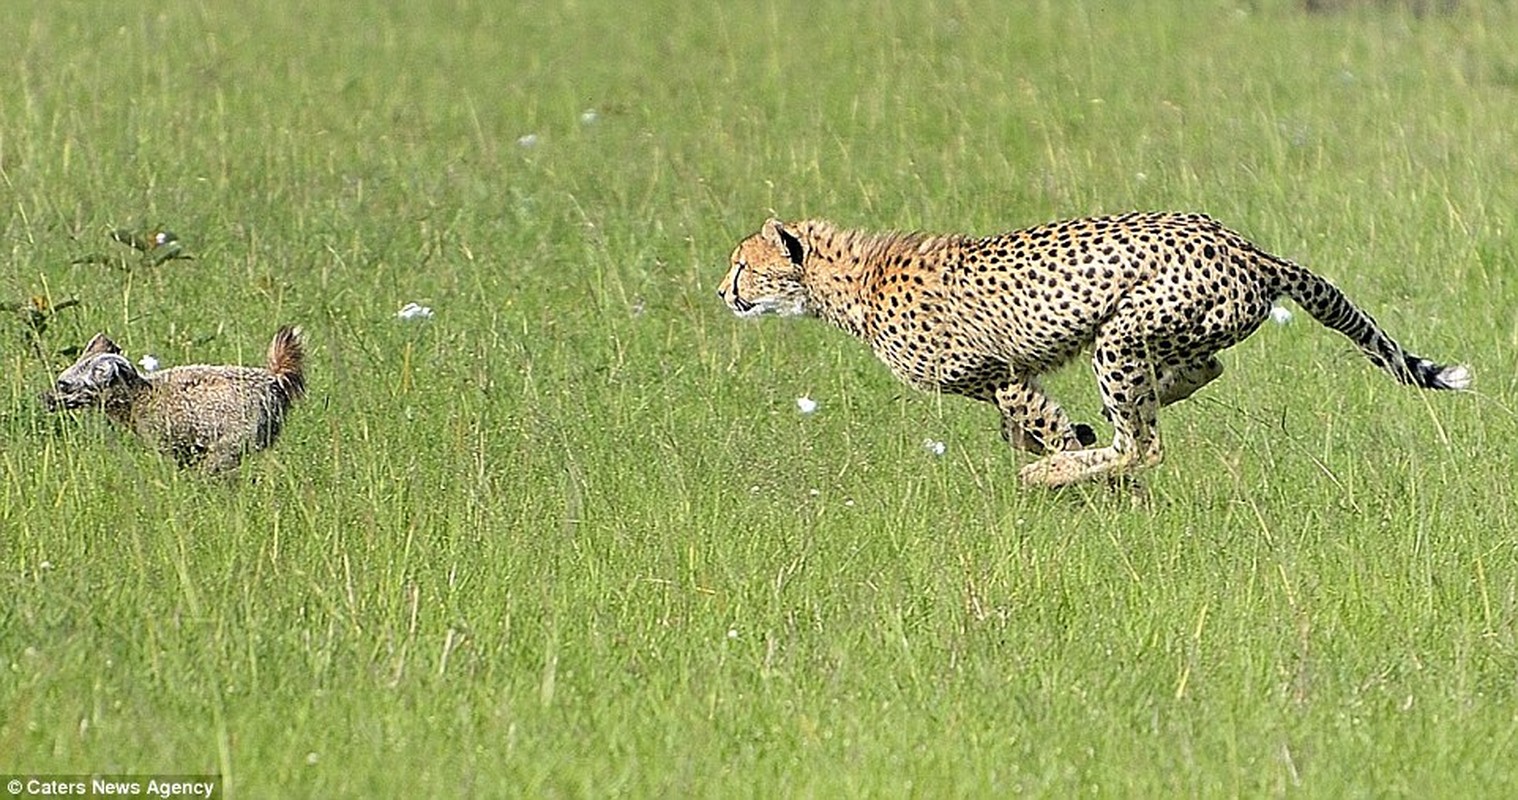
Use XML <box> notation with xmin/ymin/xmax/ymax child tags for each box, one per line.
<box><xmin>718</xmin><ymin>212</ymin><xmax>1469</xmax><ymax>487</ymax></box>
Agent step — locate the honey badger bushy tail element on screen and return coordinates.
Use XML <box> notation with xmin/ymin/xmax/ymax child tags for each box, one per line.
<box><xmin>1272</xmin><ymin>259</ymin><xmax>1471</xmax><ymax>390</ymax></box>
<box><xmin>266</xmin><ymin>325</ymin><xmax>306</xmax><ymax>400</ymax></box>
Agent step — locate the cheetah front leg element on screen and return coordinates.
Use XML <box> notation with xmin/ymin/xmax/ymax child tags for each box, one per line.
<box><xmin>1020</xmin><ymin>337</ymin><xmax>1162</xmax><ymax>487</ymax></box>
<box><xmin>993</xmin><ymin>377</ymin><xmax>1096</xmax><ymax>455</ymax></box>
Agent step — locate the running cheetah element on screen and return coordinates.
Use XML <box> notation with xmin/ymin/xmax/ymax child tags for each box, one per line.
<box><xmin>717</xmin><ymin>212</ymin><xmax>1470</xmax><ymax>487</ymax></box>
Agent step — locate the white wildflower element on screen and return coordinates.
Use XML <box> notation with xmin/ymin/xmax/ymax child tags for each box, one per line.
<box><xmin>726</xmin><ymin>628</ymin><xmax>739</xmax><ymax>640</ymax></box>
<box><xmin>795</xmin><ymin>396</ymin><xmax>818</xmax><ymax>414</ymax></box>
<box><xmin>397</xmin><ymin>302</ymin><xmax>434</xmax><ymax>321</ymax></box>
<box><xmin>137</xmin><ymin>355</ymin><xmax>160</xmax><ymax>373</ymax></box>
<box><xmin>579</xmin><ymin>109</ymin><xmax>600</xmax><ymax>125</ymax></box>
<box><xmin>1270</xmin><ymin>304</ymin><xmax>1293</xmax><ymax>325</ymax></box>
<box><xmin>922</xmin><ymin>439</ymin><xmax>947</xmax><ymax>457</ymax></box>
<box><xmin>516</xmin><ymin>133</ymin><xmax>540</xmax><ymax>148</ymax></box>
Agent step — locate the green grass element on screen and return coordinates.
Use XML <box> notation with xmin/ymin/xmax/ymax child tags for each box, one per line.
<box><xmin>4</xmin><ymin>0</ymin><xmax>1518</xmax><ymax>796</ymax></box>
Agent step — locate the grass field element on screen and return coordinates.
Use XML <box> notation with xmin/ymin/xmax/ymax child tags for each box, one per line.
<box><xmin>4</xmin><ymin>0</ymin><xmax>1518</xmax><ymax>796</ymax></box>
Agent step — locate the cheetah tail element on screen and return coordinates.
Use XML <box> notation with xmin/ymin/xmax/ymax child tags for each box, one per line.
<box><xmin>267</xmin><ymin>325</ymin><xmax>306</xmax><ymax>400</ymax></box>
<box><xmin>1277</xmin><ymin>261</ymin><xmax>1471</xmax><ymax>391</ymax></box>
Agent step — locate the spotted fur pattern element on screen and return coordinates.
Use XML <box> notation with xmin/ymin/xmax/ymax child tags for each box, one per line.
<box><xmin>718</xmin><ymin>213</ymin><xmax>1469</xmax><ymax>487</ymax></box>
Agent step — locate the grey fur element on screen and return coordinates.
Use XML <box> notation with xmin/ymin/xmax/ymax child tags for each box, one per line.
<box><xmin>44</xmin><ymin>326</ymin><xmax>306</xmax><ymax>473</ymax></box>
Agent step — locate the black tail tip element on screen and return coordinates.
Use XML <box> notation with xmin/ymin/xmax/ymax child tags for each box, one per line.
<box><xmin>1407</xmin><ymin>356</ymin><xmax>1472</xmax><ymax>390</ymax></box>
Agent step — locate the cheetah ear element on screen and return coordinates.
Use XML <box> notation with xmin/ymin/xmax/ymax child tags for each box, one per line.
<box><xmin>762</xmin><ymin>218</ymin><xmax>806</xmax><ymax>267</ymax></box>
<box><xmin>82</xmin><ymin>333</ymin><xmax>121</xmax><ymax>356</ymax></box>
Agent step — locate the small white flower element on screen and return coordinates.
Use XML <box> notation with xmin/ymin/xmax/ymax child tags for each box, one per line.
<box><xmin>726</xmin><ymin>628</ymin><xmax>739</xmax><ymax>640</ymax></box>
<box><xmin>516</xmin><ymin>133</ymin><xmax>540</xmax><ymax>148</ymax></box>
<box><xmin>137</xmin><ymin>355</ymin><xmax>160</xmax><ymax>373</ymax></box>
<box><xmin>1270</xmin><ymin>304</ymin><xmax>1293</xmax><ymax>325</ymax></box>
<box><xmin>579</xmin><ymin>109</ymin><xmax>600</xmax><ymax>125</ymax></box>
<box><xmin>808</xmin><ymin>488</ymin><xmax>821</xmax><ymax>497</ymax></box>
<box><xmin>305</xmin><ymin>752</ymin><xmax>319</xmax><ymax>766</ymax></box>
<box><xmin>922</xmin><ymin>439</ymin><xmax>947</xmax><ymax>457</ymax></box>
<box><xmin>1134</xmin><ymin>172</ymin><xmax>1149</xmax><ymax>182</ymax></box>
<box><xmin>38</xmin><ymin>560</ymin><xmax>53</xmax><ymax>571</ymax></box>
<box><xmin>397</xmin><ymin>302</ymin><xmax>434</xmax><ymax>321</ymax></box>
<box><xmin>795</xmin><ymin>396</ymin><xmax>818</xmax><ymax>414</ymax></box>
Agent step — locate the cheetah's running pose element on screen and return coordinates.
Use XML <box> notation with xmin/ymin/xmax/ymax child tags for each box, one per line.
<box><xmin>717</xmin><ymin>212</ymin><xmax>1470</xmax><ymax>487</ymax></box>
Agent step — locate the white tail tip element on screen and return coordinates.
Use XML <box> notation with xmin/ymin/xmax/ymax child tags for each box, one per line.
<box><xmin>1435</xmin><ymin>364</ymin><xmax>1472</xmax><ymax>391</ymax></box>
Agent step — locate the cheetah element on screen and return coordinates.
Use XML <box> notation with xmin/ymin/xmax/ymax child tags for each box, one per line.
<box><xmin>717</xmin><ymin>212</ymin><xmax>1470</xmax><ymax>487</ymax></box>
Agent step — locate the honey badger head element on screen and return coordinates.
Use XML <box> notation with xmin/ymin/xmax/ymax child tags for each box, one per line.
<box><xmin>43</xmin><ymin>333</ymin><xmax>149</xmax><ymax>412</ymax></box>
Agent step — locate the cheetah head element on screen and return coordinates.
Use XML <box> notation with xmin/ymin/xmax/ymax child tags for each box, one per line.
<box><xmin>718</xmin><ymin>218</ymin><xmax>809</xmax><ymax>318</ymax></box>
<box><xmin>42</xmin><ymin>333</ymin><xmax>148</xmax><ymax>412</ymax></box>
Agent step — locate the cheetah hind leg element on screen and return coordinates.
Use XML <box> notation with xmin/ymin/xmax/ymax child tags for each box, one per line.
<box><xmin>1070</xmin><ymin>354</ymin><xmax>1219</xmax><ymax>479</ymax></box>
<box><xmin>1156</xmin><ymin>355</ymin><xmax>1223</xmax><ymax>407</ymax></box>
<box><xmin>1021</xmin><ymin>343</ymin><xmax>1163</xmax><ymax>487</ymax></box>
<box><xmin>1020</xmin><ymin>414</ymin><xmax>1162</xmax><ymax>487</ymax></box>
<box><xmin>1095</xmin><ymin>355</ymin><xmax>1223</xmax><ymax>422</ymax></box>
